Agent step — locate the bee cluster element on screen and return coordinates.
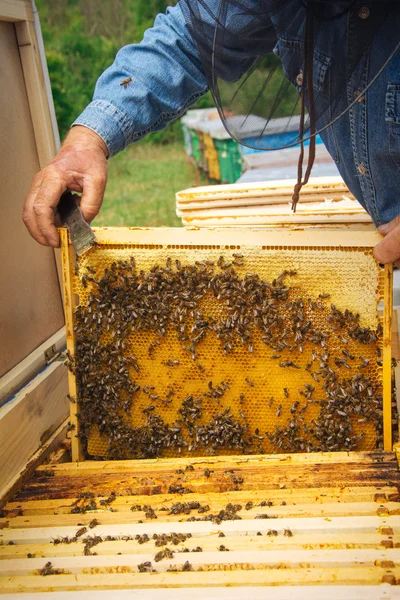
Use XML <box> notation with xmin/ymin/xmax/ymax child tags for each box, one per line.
<box><xmin>69</xmin><ymin>251</ymin><xmax>385</xmax><ymax>459</ymax></box>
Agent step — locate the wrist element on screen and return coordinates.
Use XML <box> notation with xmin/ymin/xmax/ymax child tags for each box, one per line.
<box><xmin>63</xmin><ymin>125</ymin><xmax>109</xmax><ymax>158</ymax></box>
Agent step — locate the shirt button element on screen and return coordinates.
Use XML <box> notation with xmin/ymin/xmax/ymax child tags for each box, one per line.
<box><xmin>296</xmin><ymin>71</ymin><xmax>303</xmax><ymax>86</ymax></box>
<box><xmin>358</xmin><ymin>6</ymin><xmax>370</xmax><ymax>19</ymax></box>
<box><xmin>357</xmin><ymin>163</ymin><xmax>367</xmax><ymax>175</ymax></box>
<box><xmin>354</xmin><ymin>89</ymin><xmax>363</xmax><ymax>102</ymax></box>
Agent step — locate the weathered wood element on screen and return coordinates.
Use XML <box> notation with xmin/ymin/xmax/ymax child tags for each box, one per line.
<box><xmin>0</xmin><ymin>20</ymin><xmax>64</xmax><ymax>378</ymax></box>
<box><xmin>1</xmin><ymin>501</ymin><xmax>399</xmax><ymax>532</ymax></box>
<box><xmin>47</xmin><ymin>440</ymin><xmax>71</xmax><ymax>465</ymax></box>
<box><xmin>1</xmin><ymin>515</ymin><xmax>399</xmax><ymax>546</ymax></box>
<box><xmin>5</xmin><ymin>485</ymin><xmax>399</xmax><ymax>517</ymax></box>
<box><xmin>395</xmin><ymin>443</ymin><xmax>400</xmax><ymax>470</ymax></box>
<box><xmin>13</xmin><ymin>454</ymin><xmax>399</xmax><ymax>501</ymax></box>
<box><xmin>0</xmin><ymin>532</ymin><xmax>395</xmax><ymax>560</ymax></box>
<box><xmin>3</xmin><ymin>482</ymin><xmax>400</xmax><ymax>516</ymax></box>
<box><xmin>2</xmin><ymin>548</ymin><xmax>400</xmax><ymax>577</ymax></box>
<box><xmin>1</xmin><ymin>567</ymin><xmax>399</xmax><ymax>593</ymax></box>
<box><xmin>15</xmin><ymin>19</ymin><xmax>56</xmax><ymax>167</ymax></box>
<box><xmin>0</xmin><ymin>0</ymin><xmax>33</xmax><ymax>22</ymax></box>
<box><xmin>0</xmin><ymin>327</ymin><xmax>65</xmax><ymax>406</ymax></box>
<box><xmin>0</xmin><ymin>528</ymin><xmax>400</xmax><ymax>560</ymax></box>
<box><xmin>0</xmin><ymin>420</ymin><xmax>68</xmax><ymax>511</ymax></box>
<box><xmin>0</xmin><ymin>363</ymin><xmax>69</xmax><ymax>501</ymax></box>
<box><xmin>2</xmin><ymin>451</ymin><xmax>399</xmax><ymax>593</ymax></box>
<box><xmin>35</xmin><ymin>450</ymin><xmax>399</xmax><ymax>471</ymax></box>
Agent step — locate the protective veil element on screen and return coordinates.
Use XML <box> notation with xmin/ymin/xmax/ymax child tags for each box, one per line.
<box><xmin>180</xmin><ymin>0</ymin><xmax>400</xmax><ymax>208</ymax></box>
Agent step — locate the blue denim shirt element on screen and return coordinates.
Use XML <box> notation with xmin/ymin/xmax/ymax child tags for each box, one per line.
<box><xmin>74</xmin><ymin>1</ymin><xmax>400</xmax><ymax>226</ymax></box>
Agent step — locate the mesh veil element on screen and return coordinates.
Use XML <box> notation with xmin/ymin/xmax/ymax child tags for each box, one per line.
<box><xmin>180</xmin><ymin>0</ymin><xmax>400</xmax><ymax>208</ymax></box>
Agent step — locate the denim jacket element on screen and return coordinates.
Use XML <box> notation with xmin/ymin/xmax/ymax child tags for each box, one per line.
<box><xmin>74</xmin><ymin>1</ymin><xmax>400</xmax><ymax>226</ymax></box>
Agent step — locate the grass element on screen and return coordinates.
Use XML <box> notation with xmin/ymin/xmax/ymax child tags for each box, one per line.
<box><xmin>93</xmin><ymin>142</ymin><xmax>199</xmax><ymax>228</ymax></box>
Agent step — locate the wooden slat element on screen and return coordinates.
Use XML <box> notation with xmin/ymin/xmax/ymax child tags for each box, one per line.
<box><xmin>395</xmin><ymin>443</ymin><xmax>400</xmax><ymax>470</ymax></box>
<box><xmin>383</xmin><ymin>265</ymin><xmax>393</xmax><ymax>451</ymax></box>
<box><xmin>176</xmin><ymin>176</ymin><xmax>350</xmax><ymax>202</ymax></box>
<box><xmin>15</xmin><ymin>19</ymin><xmax>56</xmax><ymax>167</ymax></box>
<box><xmin>0</xmin><ymin>0</ymin><xmax>33</xmax><ymax>22</ymax></box>
<box><xmin>2</xmin><ymin>548</ymin><xmax>400</xmax><ymax>577</ymax></box>
<box><xmin>0</xmin><ymin>362</ymin><xmax>69</xmax><ymax>501</ymax></box>
<box><xmin>0</xmin><ymin>420</ymin><xmax>68</xmax><ymax>511</ymax></box>
<box><xmin>2</xmin><ymin>587</ymin><xmax>399</xmax><ymax>600</ymax></box>
<box><xmin>1</xmin><ymin>515</ymin><xmax>399</xmax><ymax>545</ymax></box>
<box><xmin>392</xmin><ymin>309</ymin><xmax>400</xmax><ymax>360</ymax></box>
<box><xmin>85</xmin><ymin>227</ymin><xmax>383</xmax><ymax>249</ymax></box>
<box><xmin>180</xmin><ymin>214</ymin><xmax>375</xmax><ymax>226</ymax></box>
<box><xmin>5</xmin><ymin>485</ymin><xmax>399</xmax><ymax>517</ymax></box>
<box><xmin>2</xmin><ymin>501</ymin><xmax>399</xmax><ymax>531</ymax></box>
<box><xmin>0</xmin><ymin>21</ymin><xmax>64</xmax><ymax>378</ymax></box>
<box><xmin>34</xmin><ymin>450</ymin><xmax>399</xmax><ymax>471</ymax></box>
<box><xmin>12</xmin><ymin>456</ymin><xmax>399</xmax><ymax>501</ymax></box>
<box><xmin>0</xmin><ymin>327</ymin><xmax>65</xmax><ymax>406</ymax></box>
<box><xmin>1</xmin><ymin>567</ymin><xmax>399</xmax><ymax>593</ymax></box>
<box><xmin>47</xmin><ymin>440</ymin><xmax>71</xmax><ymax>465</ymax></box>
<box><xmin>60</xmin><ymin>228</ymin><xmax>83</xmax><ymax>463</ymax></box>
<box><xmin>2</xmin><ymin>452</ymin><xmax>399</xmax><ymax>592</ymax></box>
<box><xmin>0</xmin><ymin>533</ymin><xmax>395</xmax><ymax>560</ymax></box>
<box><xmin>176</xmin><ymin>195</ymin><xmax>361</xmax><ymax>211</ymax></box>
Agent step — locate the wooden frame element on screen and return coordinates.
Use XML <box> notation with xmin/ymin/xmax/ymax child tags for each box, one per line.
<box><xmin>176</xmin><ymin>176</ymin><xmax>354</xmax><ymax>202</ymax></box>
<box><xmin>175</xmin><ymin>176</ymin><xmax>372</xmax><ymax>227</ymax></box>
<box><xmin>0</xmin><ymin>0</ymin><xmax>33</xmax><ymax>22</ymax></box>
<box><xmin>0</xmin><ymin>327</ymin><xmax>66</xmax><ymax>407</ymax></box>
<box><xmin>61</xmin><ymin>227</ymin><xmax>393</xmax><ymax>461</ymax></box>
<box><xmin>0</xmin><ymin>0</ymin><xmax>67</xmax><ymax>504</ymax></box>
<box><xmin>0</xmin><ymin>362</ymin><xmax>69</xmax><ymax>503</ymax></box>
<box><xmin>1</xmin><ymin>449</ymin><xmax>399</xmax><ymax>593</ymax></box>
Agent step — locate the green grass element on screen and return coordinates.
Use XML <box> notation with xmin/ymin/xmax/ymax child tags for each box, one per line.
<box><xmin>93</xmin><ymin>142</ymin><xmax>199</xmax><ymax>228</ymax></box>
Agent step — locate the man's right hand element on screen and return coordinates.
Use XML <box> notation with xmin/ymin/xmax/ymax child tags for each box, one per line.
<box><xmin>22</xmin><ymin>125</ymin><xmax>109</xmax><ymax>247</ymax></box>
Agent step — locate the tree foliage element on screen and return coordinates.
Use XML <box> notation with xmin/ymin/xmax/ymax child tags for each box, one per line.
<box><xmin>37</xmin><ymin>0</ymin><xmax>214</xmax><ymax>142</ymax></box>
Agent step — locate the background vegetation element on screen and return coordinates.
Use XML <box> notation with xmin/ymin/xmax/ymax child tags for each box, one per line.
<box><xmin>36</xmin><ymin>0</ymin><xmax>212</xmax><ymax>226</ymax></box>
<box><xmin>36</xmin><ymin>0</ymin><xmax>214</xmax><ymax>143</ymax></box>
<box><xmin>36</xmin><ymin>1</ymin><xmax>293</xmax><ymax>226</ymax></box>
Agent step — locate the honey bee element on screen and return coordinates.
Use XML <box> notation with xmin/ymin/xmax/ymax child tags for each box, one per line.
<box><xmin>120</xmin><ymin>77</ymin><xmax>132</xmax><ymax>88</ymax></box>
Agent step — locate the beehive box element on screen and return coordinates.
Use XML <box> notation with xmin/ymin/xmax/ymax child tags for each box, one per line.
<box><xmin>1</xmin><ymin>3</ymin><xmax>400</xmax><ymax>595</ymax></box>
<box><xmin>175</xmin><ymin>177</ymin><xmax>373</xmax><ymax>227</ymax></box>
<box><xmin>0</xmin><ymin>0</ymin><xmax>68</xmax><ymax>505</ymax></box>
<box><xmin>61</xmin><ymin>227</ymin><xmax>393</xmax><ymax>463</ymax></box>
<box><xmin>1</xmin><ymin>449</ymin><xmax>400</xmax><ymax>595</ymax></box>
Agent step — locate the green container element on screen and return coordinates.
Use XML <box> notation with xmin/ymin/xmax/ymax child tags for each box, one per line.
<box><xmin>189</xmin><ymin>129</ymin><xmax>202</xmax><ymax>165</ymax></box>
<box><xmin>214</xmin><ymin>138</ymin><xmax>243</xmax><ymax>183</ymax></box>
<box><xmin>181</xmin><ymin>123</ymin><xmax>193</xmax><ymax>157</ymax></box>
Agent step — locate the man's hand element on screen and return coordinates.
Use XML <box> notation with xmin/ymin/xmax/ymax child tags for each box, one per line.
<box><xmin>22</xmin><ymin>126</ymin><xmax>109</xmax><ymax>247</ymax></box>
<box><xmin>374</xmin><ymin>215</ymin><xmax>400</xmax><ymax>266</ymax></box>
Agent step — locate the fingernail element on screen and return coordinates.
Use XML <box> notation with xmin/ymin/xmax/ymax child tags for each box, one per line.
<box><xmin>378</xmin><ymin>223</ymin><xmax>389</xmax><ymax>233</ymax></box>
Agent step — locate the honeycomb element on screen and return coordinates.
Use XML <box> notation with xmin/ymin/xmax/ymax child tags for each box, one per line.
<box><xmin>62</xmin><ymin>229</ymin><xmax>391</xmax><ymax>459</ymax></box>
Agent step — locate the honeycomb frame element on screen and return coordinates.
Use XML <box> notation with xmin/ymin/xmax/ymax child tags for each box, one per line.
<box><xmin>60</xmin><ymin>227</ymin><xmax>393</xmax><ymax>462</ymax></box>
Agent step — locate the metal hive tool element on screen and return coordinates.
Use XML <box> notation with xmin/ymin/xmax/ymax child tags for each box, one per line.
<box><xmin>60</xmin><ymin>228</ymin><xmax>392</xmax><ymax>462</ymax></box>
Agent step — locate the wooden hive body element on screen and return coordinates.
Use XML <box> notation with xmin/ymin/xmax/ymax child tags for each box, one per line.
<box><xmin>0</xmin><ymin>1</ymin><xmax>399</xmax><ymax>596</ymax></box>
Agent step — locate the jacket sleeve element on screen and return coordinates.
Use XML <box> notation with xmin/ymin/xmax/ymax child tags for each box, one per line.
<box><xmin>73</xmin><ymin>1</ymin><xmax>276</xmax><ymax>157</ymax></box>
